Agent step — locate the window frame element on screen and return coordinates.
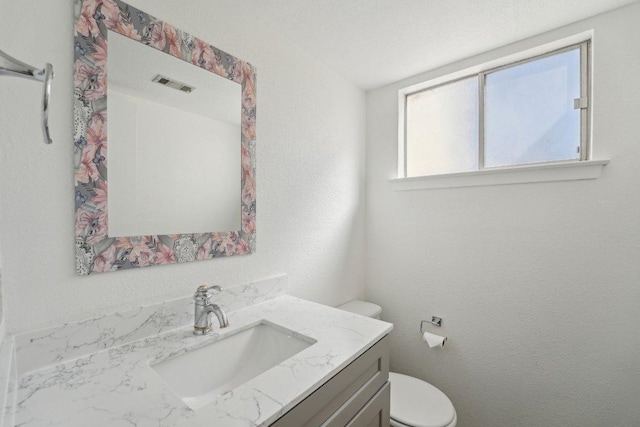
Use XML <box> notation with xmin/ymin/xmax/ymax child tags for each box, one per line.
<box><xmin>399</xmin><ymin>39</ymin><xmax>591</xmax><ymax>179</ymax></box>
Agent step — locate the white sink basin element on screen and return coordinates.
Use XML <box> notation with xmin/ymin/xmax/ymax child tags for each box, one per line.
<box><xmin>150</xmin><ymin>321</ymin><xmax>316</xmax><ymax>410</ymax></box>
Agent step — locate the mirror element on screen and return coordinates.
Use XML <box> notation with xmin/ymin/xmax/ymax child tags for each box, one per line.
<box><xmin>108</xmin><ymin>31</ymin><xmax>241</xmax><ymax>236</ymax></box>
<box><xmin>73</xmin><ymin>0</ymin><xmax>256</xmax><ymax>275</ymax></box>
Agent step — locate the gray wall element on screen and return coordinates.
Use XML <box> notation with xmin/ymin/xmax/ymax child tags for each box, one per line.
<box><xmin>365</xmin><ymin>3</ymin><xmax>640</xmax><ymax>426</ymax></box>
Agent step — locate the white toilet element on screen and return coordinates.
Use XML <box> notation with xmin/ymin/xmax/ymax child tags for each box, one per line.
<box><xmin>337</xmin><ymin>300</ymin><xmax>457</xmax><ymax>427</ymax></box>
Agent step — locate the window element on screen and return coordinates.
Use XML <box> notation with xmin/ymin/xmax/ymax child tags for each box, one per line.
<box><xmin>401</xmin><ymin>41</ymin><xmax>590</xmax><ymax>178</ymax></box>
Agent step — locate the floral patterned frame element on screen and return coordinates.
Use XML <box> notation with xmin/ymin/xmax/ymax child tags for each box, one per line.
<box><xmin>74</xmin><ymin>0</ymin><xmax>256</xmax><ymax>275</ymax></box>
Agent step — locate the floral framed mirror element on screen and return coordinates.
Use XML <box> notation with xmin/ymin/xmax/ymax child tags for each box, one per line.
<box><xmin>73</xmin><ymin>0</ymin><xmax>256</xmax><ymax>275</ymax></box>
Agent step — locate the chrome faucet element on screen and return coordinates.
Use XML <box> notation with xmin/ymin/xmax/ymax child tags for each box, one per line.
<box><xmin>193</xmin><ymin>285</ymin><xmax>229</xmax><ymax>335</ymax></box>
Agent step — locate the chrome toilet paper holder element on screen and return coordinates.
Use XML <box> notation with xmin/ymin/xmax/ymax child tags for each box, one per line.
<box><xmin>420</xmin><ymin>316</ymin><xmax>442</xmax><ymax>333</ymax></box>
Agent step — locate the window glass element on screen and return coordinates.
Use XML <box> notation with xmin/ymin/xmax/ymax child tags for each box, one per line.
<box><xmin>406</xmin><ymin>77</ymin><xmax>479</xmax><ymax>176</ymax></box>
<box><xmin>484</xmin><ymin>48</ymin><xmax>581</xmax><ymax>167</ymax></box>
<box><xmin>401</xmin><ymin>42</ymin><xmax>588</xmax><ymax>179</ymax></box>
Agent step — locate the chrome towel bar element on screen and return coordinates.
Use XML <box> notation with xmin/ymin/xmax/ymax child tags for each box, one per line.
<box><xmin>0</xmin><ymin>49</ymin><xmax>54</xmax><ymax>144</ymax></box>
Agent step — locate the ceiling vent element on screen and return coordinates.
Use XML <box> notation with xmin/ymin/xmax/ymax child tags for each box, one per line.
<box><xmin>152</xmin><ymin>74</ymin><xmax>195</xmax><ymax>93</ymax></box>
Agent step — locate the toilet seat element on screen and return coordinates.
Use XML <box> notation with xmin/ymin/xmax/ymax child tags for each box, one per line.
<box><xmin>388</xmin><ymin>373</ymin><xmax>456</xmax><ymax>427</ymax></box>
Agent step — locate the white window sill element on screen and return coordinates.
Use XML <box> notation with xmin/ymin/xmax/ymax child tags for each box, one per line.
<box><xmin>389</xmin><ymin>160</ymin><xmax>609</xmax><ymax>191</ymax></box>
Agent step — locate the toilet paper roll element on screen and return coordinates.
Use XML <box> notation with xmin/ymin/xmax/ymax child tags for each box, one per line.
<box><xmin>423</xmin><ymin>331</ymin><xmax>447</xmax><ymax>348</ymax></box>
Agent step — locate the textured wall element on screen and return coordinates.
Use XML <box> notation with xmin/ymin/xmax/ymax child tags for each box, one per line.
<box><xmin>365</xmin><ymin>3</ymin><xmax>640</xmax><ymax>427</ymax></box>
<box><xmin>0</xmin><ymin>0</ymin><xmax>366</xmax><ymax>333</ymax></box>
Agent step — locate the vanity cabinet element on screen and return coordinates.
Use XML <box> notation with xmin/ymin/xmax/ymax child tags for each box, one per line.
<box><xmin>271</xmin><ymin>335</ymin><xmax>390</xmax><ymax>427</ymax></box>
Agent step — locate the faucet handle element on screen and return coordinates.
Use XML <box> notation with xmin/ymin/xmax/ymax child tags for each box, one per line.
<box><xmin>193</xmin><ymin>285</ymin><xmax>223</xmax><ymax>302</ymax></box>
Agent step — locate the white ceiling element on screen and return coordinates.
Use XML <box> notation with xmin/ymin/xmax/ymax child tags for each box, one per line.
<box><xmin>241</xmin><ymin>0</ymin><xmax>637</xmax><ymax>90</ymax></box>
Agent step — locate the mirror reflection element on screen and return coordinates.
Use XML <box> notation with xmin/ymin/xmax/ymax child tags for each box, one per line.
<box><xmin>107</xmin><ymin>30</ymin><xmax>241</xmax><ymax>237</ymax></box>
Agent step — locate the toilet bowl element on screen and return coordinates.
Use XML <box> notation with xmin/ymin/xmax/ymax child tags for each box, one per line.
<box><xmin>337</xmin><ymin>300</ymin><xmax>457</xmax><ymax>427</ymax></box>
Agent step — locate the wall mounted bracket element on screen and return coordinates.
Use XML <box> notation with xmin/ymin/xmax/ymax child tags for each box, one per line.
<box><xmin>420</xmin><ymin>317</ymin><xmax>443</xmax><ymax>334</ymax></box>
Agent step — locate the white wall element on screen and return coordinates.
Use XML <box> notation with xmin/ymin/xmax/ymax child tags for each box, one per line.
<box><xmin>0</xmin><ymin>0</ymin><xmax>4</xmax><ymax>335</ymax></box>
<box><xmin>366</xmin><ymin>4</ymin><xmax>640</xmax><ymax>427</ymax></box>
<box><xmin>0</xmin><ymin>0</ymin><xmax>366</xmax><ymax>333</ymax></box>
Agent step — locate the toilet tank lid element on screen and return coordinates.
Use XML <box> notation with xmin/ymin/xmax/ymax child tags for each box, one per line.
<box><xmin>336</xmin><ymin>300</ymin><xmax>382</xmax><ymax>318</ymax></box>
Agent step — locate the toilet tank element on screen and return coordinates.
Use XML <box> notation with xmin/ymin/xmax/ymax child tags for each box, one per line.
<box><xmin>336</xmin><ymin>300</ymin><xmax>382</xmax><ymax>319</ymax></box>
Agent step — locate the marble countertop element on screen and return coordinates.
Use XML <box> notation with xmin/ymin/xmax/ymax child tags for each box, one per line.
<box><xmin>15</xmin><ymin>295</ymin><xmax>392</xmax><ymax>426</ymax></box>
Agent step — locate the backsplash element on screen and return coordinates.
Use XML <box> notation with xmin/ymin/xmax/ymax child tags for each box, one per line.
<box><xmin>15</xmin><ymin>275</ymin><xmax>287</xmax><ymax>375</ymax></box>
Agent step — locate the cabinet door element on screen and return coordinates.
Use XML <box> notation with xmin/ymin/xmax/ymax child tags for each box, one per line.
<box><xmin>346</xmin><ymin>382</ymin><xmax>390</xmax><ymax>427</ymax></box>
<box><xmin>271</xmin><ymin>336</ymin><xmax>389</xmax><ymax>427</ymax></box>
